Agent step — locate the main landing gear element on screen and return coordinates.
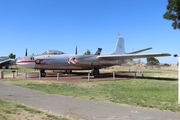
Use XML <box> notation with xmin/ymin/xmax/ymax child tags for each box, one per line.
<box><xmin>39</xmin><ymin>69</ymin><xmax>99</xmax><ymax>77</ymax></box>
<box><xmin>91</xmin><ymin>68</ymin><xmax>99</xmax><ymax>77</ymax></box>
<box><xmin>40</xmin><ymin>70</ymin><xmax>46</xmax><ymax>77</ymax></box>
<box><xmin>65</xmin><ymin>70</ymin><xmax>72</xmax><ymax>74</ymax></box>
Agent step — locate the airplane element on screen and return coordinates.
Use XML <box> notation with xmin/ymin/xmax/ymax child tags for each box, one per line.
<box><xmin>16</xmin><ymin>35</ymin><xmax>171</xmax><ymax>77</ymax></box>
<box><xmin>0</xmin><ymin>58</ymin><xmax>16</xmax><ymax>69</ymax></box>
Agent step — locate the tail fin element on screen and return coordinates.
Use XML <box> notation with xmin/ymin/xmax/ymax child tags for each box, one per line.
<box><xmin>94</xmin><ymin>48</ymin><xmax>102</xmax><ymax>55</ymax></box>
<box><xmin>111</xmin><ymin>35</ymin><xmax>125</xmax><ymax>55</ymax></box>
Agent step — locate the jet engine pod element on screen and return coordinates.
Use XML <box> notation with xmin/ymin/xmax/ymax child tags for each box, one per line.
<box><xmin>67</xmin><ymin>57</ymin><xmax>77</xmax><ymax>64</ymax></box>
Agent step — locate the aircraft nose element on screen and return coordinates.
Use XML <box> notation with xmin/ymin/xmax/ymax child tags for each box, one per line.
<box><xmin>15</xmin><ymin>57</ymin><xmax>35</xmax><ymax>68</ymax></box>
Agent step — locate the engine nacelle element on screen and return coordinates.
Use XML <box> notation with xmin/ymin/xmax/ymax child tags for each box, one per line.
<box><xmin>67</xmin><ymin>57</ymin><xmax>77</xmax><ymax>64</ymax></box>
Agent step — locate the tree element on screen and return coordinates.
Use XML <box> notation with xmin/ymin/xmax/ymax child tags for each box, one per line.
<box><xmin>163</xmin><ymin>0</ymin><xmax>180</xmax><ymax>29</ymax></box>
<box><xmin>84</xmin><ymin>49</ymin><xmax>91</xmax><ymax>55</ymax></box>
<box><xmin>146</xmin><ymin>57</ymin><xmax>159</xmax><ymax>65</ymax></box>
<box><xmin>9</xmin><ymin>53</ymin><xmax>16</xmax><ymax>59</ymax></box>
<box><xmin>0</xmin><ymin>56</ymin><xmax>8</xmax><ymax>58</ymax></box>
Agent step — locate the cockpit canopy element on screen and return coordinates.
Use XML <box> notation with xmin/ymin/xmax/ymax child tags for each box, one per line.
<box><xmin>42</xmin><ymin>50</ymin><xmax>65</xmax><ymax>55</ymax></box>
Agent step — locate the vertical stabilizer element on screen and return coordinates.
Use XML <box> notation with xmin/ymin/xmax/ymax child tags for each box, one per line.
<box><xmin>112</xmin><ymin>35</ymin><xmax>125</xmax><ymax>54</ymax></box>
<box><xmin>94</xmin><ymin>48</ymin><xmax>102</xmax><ymax>55</ymax></box>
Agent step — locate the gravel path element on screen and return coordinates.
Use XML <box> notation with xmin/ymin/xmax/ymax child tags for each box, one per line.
<box><xmin>0</xmin><ymin>82</ymin><xmax>180</xmax><ymax>120</ymax></box>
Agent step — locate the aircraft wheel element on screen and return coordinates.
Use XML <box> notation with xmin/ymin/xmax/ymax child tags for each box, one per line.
<box><xmin>40</xmin><ymin>70</ymin><xmax>46</xmax><ymax>77</ymax></box>
<box><xmin>41</xmin><ymin>72</ymin><xmax>46</xmax><ymax>77</ymax></box>
<box><xmin>92</xmin><ymin>68</ymin><xmax>99</xmax><ymax>77</ymax></box>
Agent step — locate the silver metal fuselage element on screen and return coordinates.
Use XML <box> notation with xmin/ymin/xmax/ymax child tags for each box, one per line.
<box><xmin>16</xmin><ymin>34</ymin><xmax>171</xmax><ymax>72</ymax></box>
<box><xmin>16</xmin><ymin>54</ymin><xmax>125</xmax><ymax>70</ymax></box>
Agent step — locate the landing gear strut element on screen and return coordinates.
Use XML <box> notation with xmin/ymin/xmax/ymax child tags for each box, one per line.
<box><xmin>40</xmin><ymin>70</ymin><xmax>46</xmax><ymax>77</ymax></box>
<box><xmin>91</xmin><ymin>68</ymin><xmax>99</xmax><ymax>77</ymax></box>
<box><xmin>65</xmin><ymin>70</ymin><xmax>72</xmax><ymax>74</ymax></box>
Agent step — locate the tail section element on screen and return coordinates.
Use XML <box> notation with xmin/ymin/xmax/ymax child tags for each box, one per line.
<box><xmin>127</xmin><ymin>47</ymin><xmax>152</xmax><ymax>54</ymax></box>
<box><xmin>112</xmin><ymin>35</ymin><xmax>125</xmax><ymax>55</ymax></box>
<box><xmin>94</xmin><ymin>48</ymin><xmax>102</xmax><ymax>55</ymax></box>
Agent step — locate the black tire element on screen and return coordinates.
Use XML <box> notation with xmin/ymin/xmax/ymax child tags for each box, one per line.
<box><xmin>41</xmin><ymin>72</ymin><xmax>46</xmax><ymax>77</ymax></box>
<box><xmin>40</xmin><ymin>70</ymin><xmax>46</xmax><ymax>77</ymax></box>
<box><xmin>92</xmin><ymin>68</ymin><xmax>99</xmax><ymax>77</ymax></box>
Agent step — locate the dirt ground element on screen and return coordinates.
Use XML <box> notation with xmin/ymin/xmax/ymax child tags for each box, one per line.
<box><xmin>17</xmin><ymin>71</ymin><xmax>142</xmax><ymax>82</ymax></box>
<box><xmin>6</xmin><ymin>65</ymin><xmax>177</xmax><ymax>82</ymax></box>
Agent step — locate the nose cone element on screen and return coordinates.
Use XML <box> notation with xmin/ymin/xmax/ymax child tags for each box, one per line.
<box><xmin>16</xmin><ymin>58</ymin><xmax>35</xmax><ymax>68</ymax></box>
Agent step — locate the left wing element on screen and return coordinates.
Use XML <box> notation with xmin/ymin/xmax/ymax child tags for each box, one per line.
<box><xmin>0</xmin><ymin>59</ymin><xmax>15</xmax><ymax>65</ymax></box>
<box><xmin>97</xmin><ymin>53</ymin><xmax>171</xmax><ymax>60</ymax></box>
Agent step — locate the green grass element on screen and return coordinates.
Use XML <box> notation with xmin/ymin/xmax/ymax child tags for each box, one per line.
<box><xmin>1</xmin><ymin>67</ymin><xmax>180</xmax><ymax>113</ymax></box>
<box><xmin>1</xmin><ymin>78</ymin><xmax>180</xmax><ymax>112</ymax></box>
<box><xmin>0</xmin><ymin>99</ymin><xmax>69</xmax><ymax>120</ymax></box>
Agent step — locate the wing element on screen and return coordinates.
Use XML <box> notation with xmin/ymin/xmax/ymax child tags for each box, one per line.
<box><xmin>97</xmin><ymin>53</ymin><xmax>171</xmax><ymax>60</ymax></box>
<box><xmin>0</xmin><ymin>59</ymin><xmax>13</xmax><ymax>65</ymax></box>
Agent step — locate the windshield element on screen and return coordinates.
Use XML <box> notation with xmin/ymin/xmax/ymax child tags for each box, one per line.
<box><xmin>42</xmin><ymin>50</ymin><xmax>65</xmax><ymax>55</ymax></box>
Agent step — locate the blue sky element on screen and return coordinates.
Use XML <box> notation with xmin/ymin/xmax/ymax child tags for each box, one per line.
<box><xmin>0</xmin><ymin>0</ymin><xmax>179</xmax><ymax>64</ymax></box>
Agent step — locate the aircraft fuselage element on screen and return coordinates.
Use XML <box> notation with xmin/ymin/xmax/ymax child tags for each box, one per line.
<box><xmin>16</xmin><ymin>54</ymin><xmax>125</xmax><ymax>70</ymax></box>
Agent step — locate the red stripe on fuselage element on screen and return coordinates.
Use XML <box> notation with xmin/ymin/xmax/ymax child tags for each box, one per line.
<box><xmin>16</xmin><ymin>60</ymin><xmax>35</xmax><ymax>63</ymax></box>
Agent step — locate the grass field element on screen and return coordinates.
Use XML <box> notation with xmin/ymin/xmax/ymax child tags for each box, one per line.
<box><xmin>0</xmin><ymin>99</ymin><xmax>70</xmax><ymax>120</ymax></box>
<box><xmin>1</xmin><ymin>66</ymin><xmax>180</xmax><ymax>111</ymax></box>
<box><xmin>0</xmin><ymin>66</ymin><xmax>180</xmax><ymax>119</ymax></box>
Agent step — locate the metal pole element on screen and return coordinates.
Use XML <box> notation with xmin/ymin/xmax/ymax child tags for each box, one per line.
<box><xmin>113</xmin><ymin>72</ymin><xmax>115</xmax><ymax>80</ymax></box>
<box><xmin>12</xmin><ymin>72</ymin><xmax>15</xmax><ymax>79</ymax></box>
<box><xmin>16</xmin><ymin>70</ymin><xmax>18</xmax><ymax>76</ymax></box>
<box><xmin>57</xmin><ymin>73</ymin><xmax>59</xmax><ymax>81</ymax></box>
<box><xmin>88</xmin><ymin>73</ymin><xmax>90</xmax><ymax>82</ymax></box>
<box><xmin>39</xmin><ymin>71</ymin><xmax>41</xmax><ymax>79</ymax></box>
<box><xmin>178</xmin><ymin>57</ymin><xmax>180</xmax><ymax>104</ymax></box>
<box><xmin>24</xmin><ymin>70</ymin><xmax>27</xmax><ymax>78</ymax></box>
<box><xmin>0</xmin><ymin>71</ymin><xmax>4</xmax><ymax>79</ymax></box>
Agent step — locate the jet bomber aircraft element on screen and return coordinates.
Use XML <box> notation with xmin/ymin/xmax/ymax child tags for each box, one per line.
<box><xmin>16</xmin><ymin>35</ymin><xmax>171</xmax><ymax>77</ymax></box>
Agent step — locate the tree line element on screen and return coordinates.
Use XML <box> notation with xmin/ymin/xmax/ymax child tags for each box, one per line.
<box><xmin>0</xmin><ymin>53</ymin><xmax>16</xmax><ymax>59</ymax></box>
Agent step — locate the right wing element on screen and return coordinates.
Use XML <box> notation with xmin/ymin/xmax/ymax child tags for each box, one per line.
<box><xmin>97</xmin><ymin>53</ymin><xmax>171</xmax><ymax>60</ymax></box>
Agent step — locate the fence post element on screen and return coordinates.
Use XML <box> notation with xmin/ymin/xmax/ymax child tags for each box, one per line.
<box><xmin>88</xmin><ymin>73</ymin><xmax>90</xmax><ymax>82</ymax></box>
<box><xmin>113</xmin><ymin>72</ymin><xmax>115</xmax><ymax>80</ymax></box>
<box><xmin>57</xmin><ymin>73</ymin><xmax>60</xmax><ymax>81</ymax></box>
<box><xmin>16</xmin><ymin>70</ymin><xmax>18</xmax><ymax>76</ymax></box>
<box><xmin>24</xmin><ymin>70</ymin><xmax>27</xmax><ymax>78</ymax></box>
<box><xmin>12</xmin><ymin>71</ymin><xmax>15</xmax><ymax>78</ymax></box>
<box><xmin>39</xmin><ymin>71</ymin><xmax>41</xmax><ymax>79</ymax></box>
<box><xmin>0</xmin><ymin>71</ymin><xmax>4</xmax><ymax>79</ymax></box>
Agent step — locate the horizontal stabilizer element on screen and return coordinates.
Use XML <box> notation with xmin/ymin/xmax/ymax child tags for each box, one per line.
<box><xmin>127</xmin><ymin>47</ymin><xmax>152</xmax><ymax>54</ymax></box>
